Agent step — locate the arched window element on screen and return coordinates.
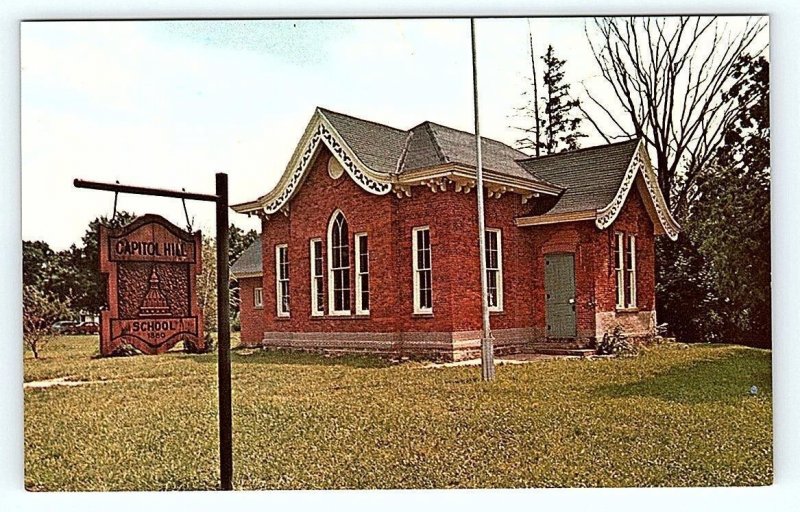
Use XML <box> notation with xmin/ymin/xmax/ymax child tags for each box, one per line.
<box><xmin>327</xmin><ymin>210</ymin><xmax>351</xmax><ymax>314</ymax></box>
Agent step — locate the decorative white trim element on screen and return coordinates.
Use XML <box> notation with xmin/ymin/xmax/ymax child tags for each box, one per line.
<box><xmin>595</xmin><ymin>140</ymin><xmax>680</xmax><ymax>240</ymax></box>
<box><xmin>354</xmin><ymin>232</ymin><xmax>370</xmax><ymax>316</ymax></box>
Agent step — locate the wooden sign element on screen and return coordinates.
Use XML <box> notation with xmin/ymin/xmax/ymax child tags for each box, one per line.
<box><xmin>99</xmin><ymin>214</ymin><xmax>205</xmax><ymax>356</ymax></box>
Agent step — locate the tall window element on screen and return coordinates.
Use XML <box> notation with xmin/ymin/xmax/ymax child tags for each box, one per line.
<box><xmin>328</xmin><ymin>211</ymin><xmax>351</xmax><ymax>314</ymax></box>
<box><xmin>412</xmin><ymin>226</ymin><xmax>432</xmax><ymax>313</ymax></box>
<box><xmin>310</xmin><ymin>239</ymin><xmax>324</xmax><ymax>316</ymax></box>
<box><xmin>275</xmin><ymin>244</ymin><xmax>289</xmax><ymax>317</ymax></box>
<box><xmin>626</xmin><ymin>234</ymin><xmax>637</xmax><ymax>308</ymax></box>
<box><xmin>355</xmin><ymin>233</ymin><xmax>370</xmax><ymax>315</ymax></box>
<box><xmin>615</xmin><ymin>232</ymin><xmax>638</xmax><ymax>309</ymax></box>
<box><xmin>614</xmin><ymin>233</ymin><xmax>625</xmax><ymax>309</ymax></box>
<box><xmin>485</xmin><ymin>229</ymin><xmax>503</xmax><ymax>311</ymax></box>
<box><xmin>254</xmin><ymin>287</ymin><xmax>263</xmax><ymax>308</ymax></box>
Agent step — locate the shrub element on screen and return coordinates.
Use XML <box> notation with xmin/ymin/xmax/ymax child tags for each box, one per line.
<box><xmin>596</xmin><ymin>325</ymin><xmax>638</xmax><ymax>356</ymax></box>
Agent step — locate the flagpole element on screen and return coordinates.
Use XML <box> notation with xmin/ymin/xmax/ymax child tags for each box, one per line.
<box><xmin>471</xmin><ymin>18</ymin><xmax>495</xmax><ymax>381</ymax></box>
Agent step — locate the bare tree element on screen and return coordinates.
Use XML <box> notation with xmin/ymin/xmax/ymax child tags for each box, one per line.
<box><xmin>581</xmin><ymin>16</ymin><xmax>766</xmax><ymax>218</ymax></box>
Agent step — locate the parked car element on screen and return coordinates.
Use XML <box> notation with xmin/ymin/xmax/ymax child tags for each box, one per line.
<box><xmin>74</xmin><ymin>321</ymin><xmax>100</xmax><ymax>335</ymax></box>
<box><xmin>51</xmin><ymin>320</ymin><xmax>78</xmax><ymax>334</ymax></box>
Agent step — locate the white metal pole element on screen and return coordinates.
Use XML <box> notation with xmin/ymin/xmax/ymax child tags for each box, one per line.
<box><xmin>471</xmin><ymin>18</ymin><xmax>495</xmax><ymax>381</ymax></box>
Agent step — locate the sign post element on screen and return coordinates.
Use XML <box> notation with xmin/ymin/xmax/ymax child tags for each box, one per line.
<box><xmin>74</xmin><ymin>174</ymin><xmax>234</xmax><ymax>490</ymax></box>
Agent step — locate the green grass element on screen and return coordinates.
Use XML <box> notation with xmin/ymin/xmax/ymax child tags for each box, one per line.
<box><xmin>24</xmin><ymin>336</ymin><xmax>772</xmax><ymax>490</ymax></box>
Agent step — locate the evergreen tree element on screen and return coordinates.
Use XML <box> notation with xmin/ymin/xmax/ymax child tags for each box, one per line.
<box><xmin>541</xmin><ymin>45</ymin><xmax>586</xmax><ymax>153</ymax></box>
<box><xmin>513</xmin><ymin>43</ymin><xmax>585</xmax><ymax>156</ymax></box>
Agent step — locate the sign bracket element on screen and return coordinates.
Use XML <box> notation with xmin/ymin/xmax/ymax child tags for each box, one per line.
<box><xmin>74</xmin><ymin>175</ymin><xmax>234</xmax><ymax>491</ymax></box>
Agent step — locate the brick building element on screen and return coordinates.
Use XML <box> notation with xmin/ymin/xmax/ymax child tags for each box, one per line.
<box><xmin>231</xmin><ymin>107</ymin><xmax>679</xmax><ymax>361</ymax></box>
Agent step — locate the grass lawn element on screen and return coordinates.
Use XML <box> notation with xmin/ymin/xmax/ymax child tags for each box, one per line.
<box><xmin>24</xmin><ymin>335</ymin><xmax>772</xmax><ymax>490</ymax></box>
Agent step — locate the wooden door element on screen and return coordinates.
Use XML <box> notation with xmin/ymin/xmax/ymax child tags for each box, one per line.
<box><xmin>545</xmin><ymin>253</ymin><xmax>577</xmax><ymax>338</ymax></box>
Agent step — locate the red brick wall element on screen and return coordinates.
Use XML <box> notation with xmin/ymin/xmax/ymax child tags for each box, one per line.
<box><xmin>593</xmin><ymin>184</ymin><xmax>656</xmax><ymax>313</ymax></box>
<box><xmin>237</xmin><ymin>276</ymin><xmax>266</xmax><ymax>344</ymax></box>
<box><xmin>251</xmin><ymin>145</ymin><xmax>658</xmax><ymax>344</ymax></box>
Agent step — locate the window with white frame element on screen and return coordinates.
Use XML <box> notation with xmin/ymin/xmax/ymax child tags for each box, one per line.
<box><xmin>275</xmin><ymin>244</ymin><xmax>290</xmax><ymax>317</ymax></box>
<box><xmin>485</xmin><ymin>229</ymin><xmax>503</xmax><ymax>311</ymax></box>
<box><xmin>328</xmin><ymin>211</ymin><xmax>351</xmax><ymax>314</ymax></box>
<box><xmin>412</xmin><ymin>226</ymin><xmax>432</xmax><ymax>313</ymax></box>
<box><xmin>614</xmin><ymin>232</ymin><xmax>625</xmax><ymax>309</ymax></box>
<box><xmin>355</xmin><ymin>233</ymin><xmax>370</xmax><ymax>315</ymax></box>
<box><xmin>310</xmin><ymin>239</ymin><xmax>324</xmax><ymax>316</ymax></box>
<box><xmin>626</xmin><ymin>234</ymin><xmax>637</xmax><ymax>308</ymax></box>
<box><xmin>254</xmin><ymin>287</ymin><xmax>263</xmax><ymax>308</ymax></box>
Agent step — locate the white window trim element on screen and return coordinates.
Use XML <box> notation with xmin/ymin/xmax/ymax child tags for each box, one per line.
<box><xmin>486</xmin><ymin>228</ymin><xmax>504</xmax><ymax>312</ymax></box>
<box><xmin>627</xmin><ymin>234</ymin><xmax>637</xmax><ymax>308</ymax></box>
<box><xmin>354</xmin><ymin>232</ymin><xmax>370</xmax><ymax>315</ymax></box>
<box><xmin>309</xmin><ymin>238</ymin><xmax>324</xmax><ymax>317</ymax></box>
<box><xmin>254</xmin><ymin>287</ymin><xmax>263</xmax><ymax>309</ymax></box>
<box><xmin>614</xmin><ymin>232</ymin><xmax>625</xmax><ymax>309</ymax></box>
<box><xmin>275</xmin><ymin>244</ymin><xmax>289</xmax><ymax>317</ymax></box>
<box><xmin>412</xmin><ymin>226</ymin><xmax>433</xmax><ymax>314</ymax></box>
<box><xmin>327</xmin><ymin>210</ymin><xmax>351</xmax><ymax>316</ymax></box>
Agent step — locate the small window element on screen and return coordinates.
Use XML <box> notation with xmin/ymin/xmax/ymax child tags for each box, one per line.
<box><xmin>310</xmin><ymin>239</ymin><xmax>324</xmax><ymax>316</ymax></box>
<box><xmin>254</xmin><ymin>287</ymin><xmax>263</xmax><ymax>308</ymax></box>
<box><xmin>275</xmin><ymin>244</ymin><xmax>290</xmax><ymax>317</ymax></box>
<box><xmin>355</xmin><ymin>233</ymin><xmax>370</xmax><ymax>315</ymax></box>
<box><xmin>626</xmin><ymin>234</ymin><xmax>637</xmax><ymax>308</ymax></box>
<box><xmin>614</xmin><ymin>232</ymin><xmax>625</xmax><ymax>309</ymax></box>
<box><xmin>412</xmin><ymin>226</ymin><xmax>432</xmax><ymax>314</ymax></box>
<box><xmin>485</xmin><ymin>229</ymin><xmax>503</xmax><ymax>312</ymax></box>
<box><xmin>328</xmin><ymin>211</ymin><xmax>351</xmax><ymax>314</ymax></box>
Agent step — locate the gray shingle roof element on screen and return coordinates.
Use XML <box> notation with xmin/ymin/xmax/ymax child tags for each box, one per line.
<box><xmin>320</xmin><ymin>108</ymin><xmax>555</xmax><ymax>187</ymax></box>
<box><xmin>320</xmin><ymin>108</ymin><xmax>641</xmax><ymax>216</ymax></box>
<box><xmin>319</xmin><ymin>108</ymin><xmax>409</xmax><ymax>175</ymax></box>
<box><xmin>516</xmin><ymin>139</ymin><xmax>640</xmax><ymax>215</ymax></box>
<box><xmin>231</xmin><ymin>240</ymin><xmax>262</xmax><ymax>277</ymax></box>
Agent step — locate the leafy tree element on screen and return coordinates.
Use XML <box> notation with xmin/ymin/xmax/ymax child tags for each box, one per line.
<box><xmin>514</xmin><ymin>43</ymin><xmax>585</xmax><ymax>155</ymax></box>
<box><xmin>197</xmin><ymin>235</ymin><xmax>218</xmax><ymax>331</ymax></box>
<box><xmin>78</xmin><ymin>211</ymin><xmax>138</xmax><ymax>313</ymax></box>
<box><xmin>690</xmin><ymin>55</ymin><xmax>770</xmax><ymax>345</ymax></box>
<box><xmin>23</xmin><ymin>241</ymin><xmax>56</xmax><ymax>290</ymax></box>
<box><xmin>229</xmin><ymin>224</ymin><xmax>259</xmax><ymax>265</ymax></box>
<box><xmin>23</xmin><ymin>285</ymin><xmax>72</xmax><ymax>359</ymax></box>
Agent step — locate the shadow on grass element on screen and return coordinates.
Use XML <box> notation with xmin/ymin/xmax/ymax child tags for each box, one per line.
<box><xmin>174</xmin><ymin>348</ymin><xmax>394</xmax><ymax>369</ymax></box>
<box><xmin>595</xmin><ymin>349</ymin><xmax>772</xmax><ymax>404</ymax></box>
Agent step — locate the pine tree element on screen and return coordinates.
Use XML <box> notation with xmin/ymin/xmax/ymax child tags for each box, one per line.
<box><xmin>513</xmin><ymin>42</ymin><xmax>585</xmax><ymax>156</ymax></box>
<box><xmin>540</xmin><ymin>45</ymin><xmax>585</xmax><ymax>153</ymax></box>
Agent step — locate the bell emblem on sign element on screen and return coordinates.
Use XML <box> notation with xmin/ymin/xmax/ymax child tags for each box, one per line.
<box><xmin>139</xmin><ymin>267</ymin><xmax>172</xmax><ymax>317</ymax></box>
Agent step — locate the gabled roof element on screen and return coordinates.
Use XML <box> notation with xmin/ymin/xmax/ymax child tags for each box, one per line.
<box><xmin>230</xmin><ymin>240</ymin><xmax>262</xmax><ymax>278</ymax></box>
<box><xmin>231</xmin><ymin>107</ymin><xmax>679</xmax><ymax>239</ymax></box>
<box><xmin>516</xmin><ymin>139</ymin><xmax>641</xmax><ymax>215</ymax></box>
<box><xmin>515</xmin><ymin>138</ymin><xmax>680</xmax><ymax>240</ymax></box>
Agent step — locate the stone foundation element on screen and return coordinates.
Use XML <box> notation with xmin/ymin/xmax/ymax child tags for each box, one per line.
<box><xmin>250</xmin><ymin>326</ymin><xmax>590</xmax><ymax>362</ymax></box>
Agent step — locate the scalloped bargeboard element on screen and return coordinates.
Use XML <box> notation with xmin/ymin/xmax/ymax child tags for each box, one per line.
<box><xmin>99</xmin><ymin>214</ymin><xmax>204</xmax><ymax>356</ymax></box>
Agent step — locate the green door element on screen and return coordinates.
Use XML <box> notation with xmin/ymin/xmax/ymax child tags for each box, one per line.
<box><xmin>545</xmin><ymin>253</ymin><xmax>577</xmax><ymax>338</ymax></box>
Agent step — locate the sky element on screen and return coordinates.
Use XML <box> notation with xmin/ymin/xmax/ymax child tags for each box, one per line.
<box><xmin>21</xmin><ymin>17</ymin><xmax>765</xmax><ymax>250</ymax></box>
